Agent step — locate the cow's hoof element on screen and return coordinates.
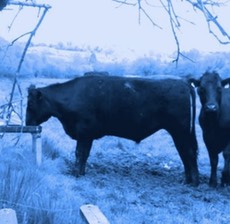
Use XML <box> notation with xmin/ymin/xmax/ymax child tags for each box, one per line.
<box><xmin>76</xmin><ymin>169</ymin><xmax>86</xmax><ymax>177</ymax></box>
<box><xmin>209</xmin><ymin>180</ymin><xmax>218</xmax><ymax>188</ymax></box>
<box><xmin>188</xmin><ymin>180</ymin><xmax>199</xmax><ymax>187</ymax></box>
<box><xmin>191</xmin><ymin>180</ymin><xmax>199</xmax><ymax>187</ymax></box>
<box><xmin>185</xmin><ymin>174</ymin><xmax>199</xmax><ymax>187</ymax></box>
<box><xmin>221</xmin><ymin>172</ymin><xmax>230</xmax><ymax>186</ymax></box>
<box><xmin>191</xmin><ymin>175</ymin><xmax>199</xmax><ymax>187</ymax></box>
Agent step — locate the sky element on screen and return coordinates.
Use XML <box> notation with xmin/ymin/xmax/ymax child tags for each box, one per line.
<box><xmin>0</xmin><ymin>0</ymin><xmax>230</xmax><ymax>56</ymax></box>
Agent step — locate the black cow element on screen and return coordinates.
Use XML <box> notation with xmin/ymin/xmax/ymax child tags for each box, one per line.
<box><xmin>26</xmin><ymin>75</ymin><xmax>199</xmax><ymax>185</ymax></box>
<box><xmin>191</xmin><ymin>71</ymin><xmax>230</xmax><ymax>186</ymax></box>
<box><xmin>84</xmin><ymin>71</ymin><xmax>109</xmax><ymax>76</ymax></box>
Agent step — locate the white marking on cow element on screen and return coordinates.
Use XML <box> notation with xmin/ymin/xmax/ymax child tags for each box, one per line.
<box><xmin>190</xmin><ymin>82</ymin><xmax>196</xmax><ymax>88</ymax></box>
<box><xmin>190</xmin><ymin>93</ymin><xmax>193</xmax><ymax>133</ymax></box>
<box><xmin>124</xmin><ymin>82</ymin><xmax>133</xmax><ymax>90</ymax></box>
<box><xmin>224</xmin><ymin>83</ymin><xmax>230</xmax><ymax>88</ymax></box>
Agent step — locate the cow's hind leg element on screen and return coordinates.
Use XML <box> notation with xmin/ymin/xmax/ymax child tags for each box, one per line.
<box><xmin>75</xmin><ymin>139</ymin><xmax>93</xmax><ymax>176</ymax></box>
<box><xmin>170</xmin><ymin>131</ymin><xmax>199</xmax><ymax>186</ymax></box>
<box><xmin>222</xmin><ymin>144</ymin><xmax>230</xmax><ymax>186</ymax></box>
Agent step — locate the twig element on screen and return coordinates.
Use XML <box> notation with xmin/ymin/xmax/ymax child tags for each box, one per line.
<box><xmin>167</xmin><ymin>2</ymin><xmax>180</xmax><ymax>64</ymax></box>
<box><xmin>9</xmin><ymin>32</ymin><xmax>31</xmax><ymax>45</ymax></box>
<box><xmin>112</xmin><ymin>0</ymin><xmax>137</xmax><ymax>6</ymax></box>
<box><xmin>8</xmin><ymin>1</ymin><xmax>51</xmax><ymax>9</ymax></box>
<box><xmin>17</xmin><ymin>7</ymin><xmax>49</xmax><ymax>73</ymax></box>
<box><xmin>138</xmin><ymin>0</ymin><xmax>141</xmax><ymax>24</ymax></box>
<box><xmin>113</xmin><ymin>0</ymin><xmax>230</xmax><ymax>62</ymax></box>
<box><xmin>7</xmin><ymin>4</ymin><xmax>23</xmax><ymax>31</ymax></box>
<box><xmin>139</xmin><ymin>3</ymin><xmax>162</xmax><ymax>28</ymax></box>
<box><xmin>158</xmin><ymin>0</ymin><xmax>180</xmax><ymax>64</ymax></box>
<box><xmin>137</xmin><ymin>0</ymin><xmax>162</xmax><ymax>29</ymax></box>
<box><xmin>144</xmin><ymin>0</ymin><xmax>163</xmax><ymax>8</ymax></box>
<box><xmin>7</xmin><ymin>1</ymin><xmax>51</xmax><ymax>30</ymax></box>
<box><xmin>186</xmin><ymin>0</ymin><xmax>230</xmax><ymax>44</ymax></box>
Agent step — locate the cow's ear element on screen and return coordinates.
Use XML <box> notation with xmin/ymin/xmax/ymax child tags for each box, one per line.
<box><xmin>28</xmin><ymin>84</ymin><xmax>36</xmax><ymax>93</ymax></box>
<box><xmin>222</xmin><ymin>78</ymin><xmax>230</xmax><ymax>88</ymax></box>
<box><xmin>36</xmin><ymin>90</ymin><xmax>42</xmax><ymax>100</ymax></box>
<box><xmin>188</xmin><ymin>78</ymin><xmax>200</xmax><ymax>88</ymax></box>
<box><xmin>28</xmin><ymin>87</ymin><xmax>42</xmax><ymax>100</ymax></box>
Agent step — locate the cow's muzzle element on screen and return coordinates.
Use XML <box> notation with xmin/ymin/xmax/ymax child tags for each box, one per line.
<box><xmin>204</xmin><ymin>103</ymin><xmax>218</xmax><ymax>113</ymax></box>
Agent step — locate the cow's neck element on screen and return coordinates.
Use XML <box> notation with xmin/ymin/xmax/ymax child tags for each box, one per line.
<box><xmin>200</xmin><ymin>108</ymin><xmax>220</xmax><ymax>133</ymax></box>
<box><xmin>42</xmin><ymin>93</ymin><xmax>66</xmax><ymax>121</ymax></box>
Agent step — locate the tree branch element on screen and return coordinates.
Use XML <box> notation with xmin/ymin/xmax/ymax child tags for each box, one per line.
<box><xmin>10</xmin><ymin>32</ymin><xmax>31</xmax><ymax>45</ymax></box>
<box><xmin>4</xmin><ymin>1</ymin><xmax>51</xmax><ymax>125</ymax></box>
<box><xmin>112</xmin><ymin>0</ymin><xmax>137</xmax><ymax>6</ymax></box>
<box><xmin>112</xmin><ymin>0</ymin><xmax>230</xmax><ymax>62</ymax></box>
<box><xmin>139</xmin><ymin>3</ymin><xmax>162</xmax><ymax>29</ymax></box>
<box><xmin>186</xmin><ymin>0</ymin><xmax>230</xmax><ymax>44</ymax></box>
<box><xmin>16</xmin><ymin>6</ymin><xmax>49</xmax><ymax>74</ymax></box>
<box><xmin>7</xmin><ymin>5</ymin><xmax>23</xmax><ymax>31</ymax></box>
<box><xmin>8</xmin><ymin>1</ymin><xmax>51</xmax><ymax>10</ymax></box>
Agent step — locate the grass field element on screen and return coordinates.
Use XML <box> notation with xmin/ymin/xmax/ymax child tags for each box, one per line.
<box><xmin>0</xmin><ymin>77</ymin><xmax>230</xmax><ymax>224</ymax></box>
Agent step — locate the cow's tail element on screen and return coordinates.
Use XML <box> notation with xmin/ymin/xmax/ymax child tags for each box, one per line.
<box><xmin>189</xmin><ymin>85</ymin><xmax>198</xmax><ymax>154</ymax></box>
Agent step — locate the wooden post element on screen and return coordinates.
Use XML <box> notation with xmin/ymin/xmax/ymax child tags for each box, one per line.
<box><xmin>0</xmin><ymin>208</ymin><xmax>18</xmax><ymax>224</ymax></box>
<box><xmin>32</xmin><ymin>133</ymin><xmax>42</xmax><ymax>166</ymax></box>
<box><xmin>80</xmin><ymin>204</ymin><xmax>110</xmax><ymax>224</ymax></box>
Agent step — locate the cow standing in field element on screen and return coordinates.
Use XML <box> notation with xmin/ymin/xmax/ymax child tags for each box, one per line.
<box><xmin>191</xmin><ymin>71</ymin><xmax>230</xmax><ymax>187</ymax></box>
<box><xmin>26</xmin><ymin>75</ymin><xmax>199</xmax><ymax>186</ymax></box>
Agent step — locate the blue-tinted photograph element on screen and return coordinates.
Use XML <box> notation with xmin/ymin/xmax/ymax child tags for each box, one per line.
<box><xmin>0</xmin><ymin>1</ymin><xmax>230</xmax><ymax>223</ymax></box>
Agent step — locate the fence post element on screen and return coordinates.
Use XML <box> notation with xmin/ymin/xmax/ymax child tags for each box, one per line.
<box><xmin>32</xmin><ymin>133</ymin><xmax>42</xmax><ymax>166</ymax></box>
<box><xmin>0</xmin><ymin>208</ymin><xmax>18</xmax><ymax>224</ymax></box>
<box><xmin>80</xmin><ymin>204</ymin><xmax>110</xmax><ymax>224</ymax></box>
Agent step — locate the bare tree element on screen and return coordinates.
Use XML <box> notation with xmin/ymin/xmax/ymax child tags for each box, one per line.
<box><xmin>112</xmin><ymin>0</ymin><xmax>230</xmax><ymax>63</ymax></box>
<box><xmin>0</xmin><ymin>0</ymin><xmax>51</xmax><ymax>126</ymax></box>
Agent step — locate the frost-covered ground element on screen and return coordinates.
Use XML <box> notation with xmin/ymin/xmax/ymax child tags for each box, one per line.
<box><xmin>0</xmin><ymin>76</ymin><xmax>230</xmax><ymax>224</ymax></box>
<box><xmin>0</xmin><ymin>39</ymin><xmax>230</xmax><ymax>223</ymax></box>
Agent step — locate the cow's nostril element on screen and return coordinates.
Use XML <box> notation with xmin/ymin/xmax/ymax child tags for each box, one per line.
<box><xmin>205</xmin><ymin>104</ymin><xmax>218</xmax><ymax>112</ymax></box>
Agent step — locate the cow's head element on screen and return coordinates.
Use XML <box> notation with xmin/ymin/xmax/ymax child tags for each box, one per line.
<box><xmin>190</xmin><ymin>71</ymin><xmax>230</xmax><ymax>117</ymax></box>
<box><xmin>26</xmin><ymin>85</ymin><xmax>51</xmax><ymax>126</ymax></box>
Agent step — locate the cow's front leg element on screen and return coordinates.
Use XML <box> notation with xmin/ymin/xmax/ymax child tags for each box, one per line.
<box><xmin>222</xmin><ymin>145</ymin><xmax>230</xmax><ymax>186</ymax></box>
<box><xmin>208</xmin><ymin>150</ymin><xmax>219</xmax><ymax>187</ymax></box>
<box><xmin>75</xmin><ymin>139</ymin><xmax>93</xmax><ymax>176</ymax></box>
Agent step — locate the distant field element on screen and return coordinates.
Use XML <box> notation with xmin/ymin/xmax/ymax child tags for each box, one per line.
<box><xmin>1</xmin><ymin>37</ymin><xmax>230</xmax><ymax>79</ymax></box>
<box><xmin>0</xmin><ymin>77</ymin><xmax>230</xmax><ymax>224</ymax></box>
